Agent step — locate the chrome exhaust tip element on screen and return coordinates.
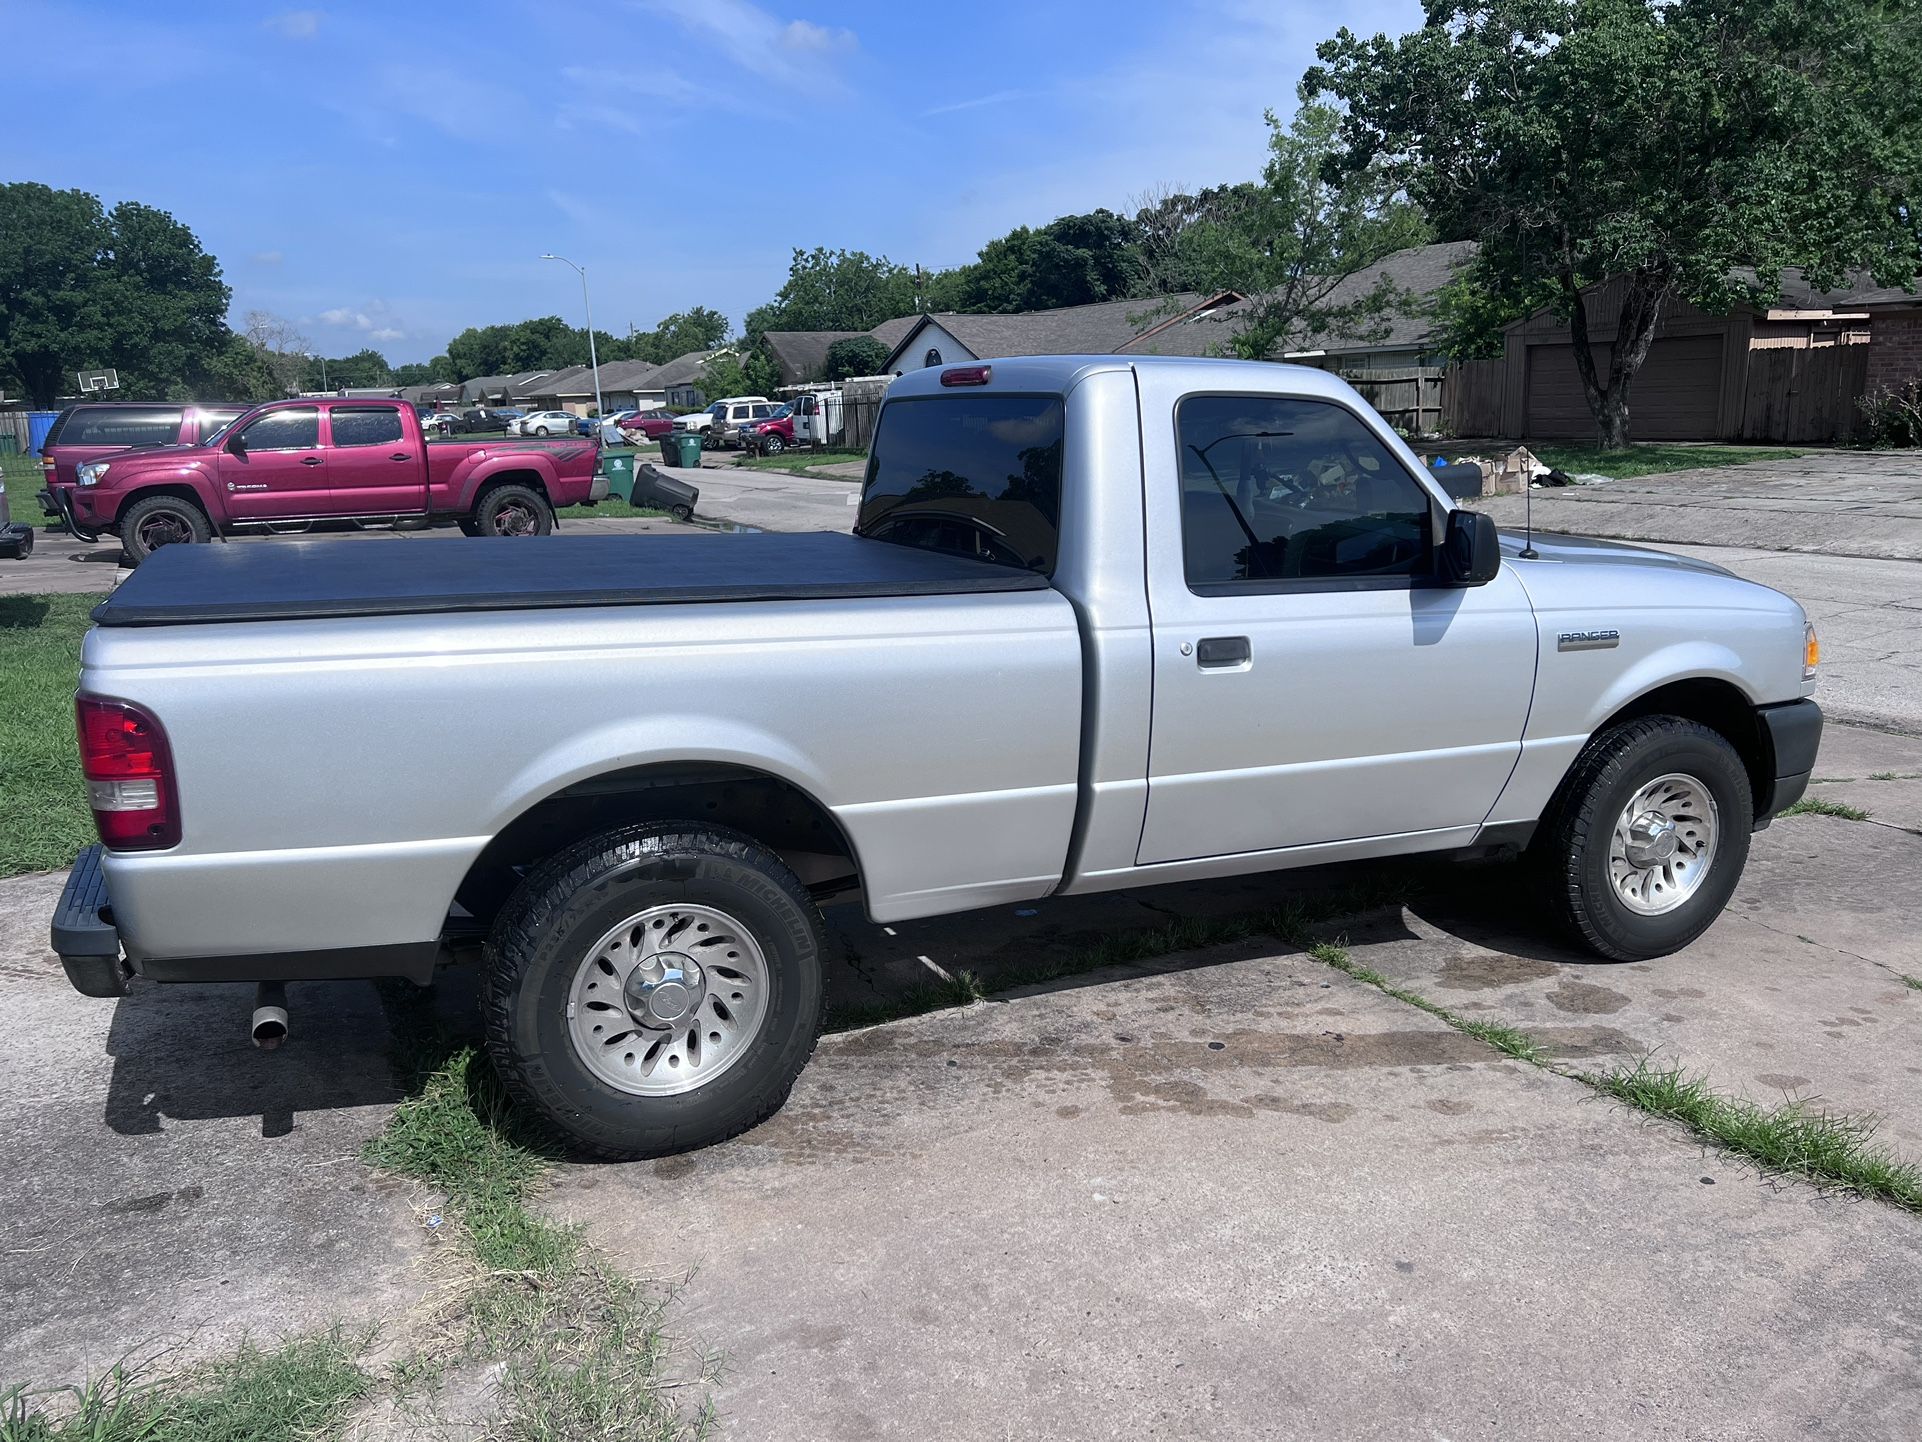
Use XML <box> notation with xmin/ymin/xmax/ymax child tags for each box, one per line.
<box><xmin>251</xmin><ymin>981</ymin><xmax>288</xmax><ymax>1051</ymax></box>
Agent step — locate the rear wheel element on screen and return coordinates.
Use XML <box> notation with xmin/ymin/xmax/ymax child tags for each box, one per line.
<box><xmin>483</xmin><ymin>823</ymin><xmax>827</xmax><ymax>1158</ymax></box>
<box><xmin>471</xmin><ymin>483</ymin><xmax>553</xmax><ymax>537</ymax></box>
<box><xmin>120</xmin><ymin>494</ymin><xmax>213</xmax><ymax>564</ymax></box>
<box><xmin>1536</xmin><ymin>716</ymin><xmax>1752</xmax><ymax>960</ymax></box>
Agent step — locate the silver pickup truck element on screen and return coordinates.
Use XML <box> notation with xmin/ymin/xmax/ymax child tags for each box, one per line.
<box><xmin>53</xmin><ymin>356</ymin><xmax>1823</xmax><ymax>1157</ymax></box>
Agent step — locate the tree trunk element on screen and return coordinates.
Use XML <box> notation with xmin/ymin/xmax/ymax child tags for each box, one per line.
<box><xmin>1561</xmin><ymin>265</ymin><xmax>1674</xmax><ymax>451</ymax></box>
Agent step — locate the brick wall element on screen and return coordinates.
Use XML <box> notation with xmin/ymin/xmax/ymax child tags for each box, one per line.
<box><xmin>1867</xmin><ymin>312</ymin><xmax>1922</xmax><ymax>392</ymax></box>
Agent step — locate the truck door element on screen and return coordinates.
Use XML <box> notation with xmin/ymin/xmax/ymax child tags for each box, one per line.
<box><xmin>324</xmin><ymin>405</ymin><xmax>427</xmax><ymax>514</ymax></box>
<box><xmin>215</xmin><ymin>406</ymin><xmax>326</xmax><ymax>520</ymax></box>
<box><xmin>794</xmin><ymin>393</ymin><xmax>818</xmax><ymax>444</ymax></box>
<box><xmin>1135</xmin><ymin>386</ymin><xmax>1536</xmax><ymax>865</ymax></box>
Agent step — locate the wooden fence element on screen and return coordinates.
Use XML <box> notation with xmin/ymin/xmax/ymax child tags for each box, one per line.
<box><xmin>1440</xmin><ymin>359</ymin><xmax>1505</xmax><ymax>438</ymax></box>
<box><xmin>1340</xmin><ymin>367</ymin><xmax>1444</xmax><ymax>435</ymax></box>
<box><xmin>1737</xmin><ymin>344</ymin><xmax>1869</xmax><ymax>444</ymax></box>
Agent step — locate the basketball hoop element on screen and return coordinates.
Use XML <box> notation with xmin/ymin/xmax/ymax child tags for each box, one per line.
<box><xmin>77</xmin><ymin>369</ymin><xmax>121</xmax><ymax>393</ymax></box>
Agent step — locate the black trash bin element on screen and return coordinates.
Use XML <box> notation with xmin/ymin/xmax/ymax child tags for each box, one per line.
<box><xmin>634</xmin><ymin>463</ymin><xmax>700</xmax><ymax>523</ymax></box>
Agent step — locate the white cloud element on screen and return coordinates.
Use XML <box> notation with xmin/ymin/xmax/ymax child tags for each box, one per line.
<box><xmin>264</xmin><ymin>10</ymin><xmax>322</xmax><ymax>40</ymax></box>
<box><xmin>369</xmin><ymin>327</ymin><xmax>406</xmax><ymax>343</ymax></box>
<box><xmin>642</xmin><ymin>0</ymin><xmax>855</xmax><ymax>87</ymax></box>
<box><xmin>922</xmin><ymin>90</ymin><xmax>1024</xmax><ymax>119</ymax></box>
<box><xmin>319</xmin><ymin>307</ymin><xmax>371</xmax><ymax>329</ymax></box>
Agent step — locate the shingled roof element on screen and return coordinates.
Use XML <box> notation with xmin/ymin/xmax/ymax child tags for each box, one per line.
<box><xmin>880</xmin><ymin>293</ymin><xmax>1218</xmax><ymax>371</ymax></box>
<box><xmin>761</xmin><ymin>331</ymin><xmax>869</xmax><ymax>384</ymax></box>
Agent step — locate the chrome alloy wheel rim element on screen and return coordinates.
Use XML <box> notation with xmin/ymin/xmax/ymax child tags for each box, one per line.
<box><xmin>566</xmin><ymin>903</ymin><xmax>770</xmax><ymax>1096</ymax></box>
<box><xmin>1609</xmin><ymin>773</ymin><xmax>1719</xmax><ymax>916</ymax></box>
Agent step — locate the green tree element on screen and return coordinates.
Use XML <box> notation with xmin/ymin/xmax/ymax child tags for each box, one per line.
<box><xmin>1131</xmin><ymin>183</ymin><xmax>1266</xmax><ymax>295</ymax></box>
<box><xmin>631</xmin><ymin>306</ymin><xmax>730</xmax><ymax>364</ymax></box>
<box><xmin>740</xmin><ymin>346</ymin><xmax>784</xmax><ymax>400</ymax></box>
<box><xmin>824</xmin><ymin>336</ymin><xmax>889</xmax><ymax>380</ymax></box>
<box><xmin>1312</xmin><ymin>0</ymin><xmax>1922</xmax><ymax>447</ymax></box>
<box><xmin>0</xmin><ymin>184</ymin><xmax>232</xmax><ymax>407</ymax></box>
<box><xmin>944</xmin><ymin>209</ymin><xmax>1144</xmax><ymax>313</ymax></box>
<box><xmin>694</xmin><ymin>353</ymin><xmax>750</xmax><ymax>404</ymax></box>
<box><xmin>744</xmin><ymin>248</ymin><xmax>920</xmax><ymax>340</ymax></box>
<box><xmin>305</xmin><ymin>347</ymin><xmax>394</xmax><ymax>390</ymax></box>
<box><xmin>392</xmin><ymin>361</ymin><xmax>443</xmax><ymax>386</ymax></box>
<box><xmin>1158</xmin><ymin>98</ymin><xmax>1431</xmax><ymax>362</ymax></box>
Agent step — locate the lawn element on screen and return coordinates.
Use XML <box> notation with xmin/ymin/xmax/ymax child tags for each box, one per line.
<box><xmin>556</xmin><ymin>495</ymin><xmax>670</xmax><ymax>521</ymax></box>
<box><xmin>735</xmin><ymin>448</ymin><xmax>867</xmax><ymax>476</ymax></box>
<box><xmin>1524</xmin><ymin>443</ymin><xmax>1805</xmax><ymax>479</ymax></box>
<box><xmin>2</xmin><ymin>450</ymin><xmax>49</xmax><ymax>528</ymax></box>
<box><xmin>0</xmin><ymin>593</ymin><xmax>97</xmax><ymax>876</ymax></box>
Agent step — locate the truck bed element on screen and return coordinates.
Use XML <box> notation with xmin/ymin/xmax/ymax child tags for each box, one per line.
<box><xmin>93</xmin><ymin>531</ymin><xmax>1050</xmax><ymax>626</ymax></box>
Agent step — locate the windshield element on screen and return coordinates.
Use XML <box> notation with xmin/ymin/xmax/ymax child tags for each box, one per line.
<box><xmin>856</xmin><ymin>395</ymin><xmax>1064</xmax><ymax>574</ymax></box>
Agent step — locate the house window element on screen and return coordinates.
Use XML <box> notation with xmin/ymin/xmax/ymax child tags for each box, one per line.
<box><xmin>924</xmin><ymin>348</ymin><xmax>943</xmax><ymax>369</ymax></box>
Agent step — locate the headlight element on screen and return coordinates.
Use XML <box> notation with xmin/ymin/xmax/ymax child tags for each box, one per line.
<box><xmin>1804</xmin><ymin>622</ymin><xmax>1820</xmax><ymax>682</ymax></box>
<box><xmin>76</xmin><ymin>461</ymin><xmax>108</xmax><ymax>486</ymax></box>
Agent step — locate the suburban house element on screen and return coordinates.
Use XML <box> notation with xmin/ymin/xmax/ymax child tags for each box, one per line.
<box><xmin>516</xmin><ymin>360</ymin><xmax>666</xmax><ymax>414</ymax></box>
<box><xmin>1493</xmin><ymin>269</ymin><xmax>1922</xmax><ymax>441</ymax></box>
<box><xmin>759</xmin><ymin>318</ymin><xmax>921</xmax><ymax>386</ymax></box>
<box><xmin>639</xmin><ymin>348</ymin><xmax>734</xmax><ymax>409</ymax></box>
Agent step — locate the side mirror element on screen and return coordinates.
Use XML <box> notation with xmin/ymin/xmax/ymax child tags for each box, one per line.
<box><xmin>1441</xmin><ymin>509</ymin><xmax>1500</xmax><ymax>586</ymax></box>
<box><xmin>224</xmin><ymin>431</ymin><xmax>247</xmax><ymax>457</ymax></box>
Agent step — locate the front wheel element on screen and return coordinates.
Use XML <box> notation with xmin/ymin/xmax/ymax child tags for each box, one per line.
<box><xmin>1536</xmin><ymin>716</ymin><xmax>1753</xmax><ymax>960</ymax></box>
<box><xmin>482</xmin><ymin>824</ymin><xmax>827</xmax><ymax>1158</ymax></box>
<box><xmin>120</xmin><ymin>494</ymin><xmax>214</xmax><ymax>564</ymax></box>
<box><xmin>471</xmin><ymin>483</ymin><xmax>554</xmax><ymax>537</ymax></box>
<box><xmin>761</xmin><ymin>433</ymin><xmax>785</xmax><ymax>455</ymax></box>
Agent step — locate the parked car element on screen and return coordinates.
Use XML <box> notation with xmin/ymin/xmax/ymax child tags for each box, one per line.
<box><xmin>705</xmin><ymin>397</ymin><xmax>778</xmax><ymax>449</ymax></box>
<box><xmin>739</xmin><ymin>403</ymin><xmax>797</xmax><ymax>455</ymax></box>
<box><xmin>462</xmin><ymin>408</ymin><xmax>510</xmax><ymax>433</ymax></box>
<box><xmin>513</xmin><ymin>410</ymin><xmax>576</xmax><ymax>438</ymax></box>
<box><xmin>621</xmin><ymin>410</ymin><xmax>680</xmax><ymax>441</ymax></box>
<box><xmin>0</xmin><ymin>487</ymin><xmax>33</xmax><ymax>560</ymax></box>
<box><xmin>38</xmin><ymin>402</ymin><xmax>250</xmax><ymax>539</ymax></box>
<box><xmin>48</xmin><ymin>355</ymin><xmax>1822</xmax><ymax>1160</ymax></box>
<box><xmin>491</xmin><ymin>408</ymin><xmax>527</xmax><ymax>432</ymax></box>
<box><xmin>419</xmin><ymin>408</ymin><xmax>465</xmax><ymax>437</ymax></box>
<box><xmin>58</xmin><ymin>397</ymin><xmax>605</xmax><ymax>562</ymax></box>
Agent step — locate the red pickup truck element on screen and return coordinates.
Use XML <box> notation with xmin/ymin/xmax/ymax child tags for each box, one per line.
<box><xmin>54</xmin><ymin>397</ymin><xmax>606</xmax><ymax>562</ymax></box>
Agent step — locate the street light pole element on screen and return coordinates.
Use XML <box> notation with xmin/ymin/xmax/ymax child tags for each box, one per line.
<box><xmin>541</xmin><ymin>253</ymin><xmax>603</xmax><ymax>421</ymax></box>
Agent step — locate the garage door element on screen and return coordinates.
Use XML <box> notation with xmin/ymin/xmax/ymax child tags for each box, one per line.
<box><xmin>1525</xmin><ymin>335</ymin><xmax>1723</xmax><ymax>440</ymax></box>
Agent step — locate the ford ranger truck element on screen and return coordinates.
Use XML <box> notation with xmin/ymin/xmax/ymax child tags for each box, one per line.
<box><xmin>62</xmin><ymin>397</ymin><xmax>605</xmax><ymax>561</ymax></box>
<box><xmin>50</xmin><ymin>356</ymin><xmax>1822</xmax><ymax>1158</ymax></box>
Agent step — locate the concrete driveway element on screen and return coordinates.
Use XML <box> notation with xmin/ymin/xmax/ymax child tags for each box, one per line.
<box><xmin>5</xmin><ymin>721</ymin><xmax>1919</xmax><ymax>1437</ymax></box>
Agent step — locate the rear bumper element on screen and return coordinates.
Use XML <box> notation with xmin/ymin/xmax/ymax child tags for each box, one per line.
<box><xmin>52</xmin><ymin>843</ymin><xmax>443</xmax><ymax>996</ymax></box>
<box><xmin>588</xmin><ymin>473</ymin><xmax>610</xmax><ymax>503</ymax></box>
<box><xmin>1753</xmin><ymin>698</ymin><xmax>1822</xmax><ymax>826</ymax></box>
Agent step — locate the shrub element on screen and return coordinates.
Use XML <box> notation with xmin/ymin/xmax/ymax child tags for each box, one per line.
<box><xmin>1856</xmin><ymin>378</ymin><xmax>1922</xmax><ymax>448</ymax></box>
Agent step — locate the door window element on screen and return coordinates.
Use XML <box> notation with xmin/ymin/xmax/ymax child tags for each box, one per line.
<box><xmin>238</xmin><ymin>407</ymin><xmax>319</xmax><ymax>451</ymax></box>
<box><xmin>1174</xmin><ymin>395</ymin><xmax>1432</xmax><ymax>590</ymax></box>
<box><xmin>330</xmin><ymin>407</ymin><xmax>404</xmax><ymax>447</ymax></box>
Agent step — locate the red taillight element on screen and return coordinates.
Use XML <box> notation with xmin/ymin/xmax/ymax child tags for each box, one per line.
<box><xmin>76</xmin><ymin>697</ymin><xmax>181</xmax><ymax>850</ymax></box>
<box><xmin>940</xmin><ymin>365</ymin><xmax>992</xmax><ymax>387</ymax></box>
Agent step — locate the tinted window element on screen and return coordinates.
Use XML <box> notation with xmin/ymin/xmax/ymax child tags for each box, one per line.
<box><xmin>193</xmin><ymin>408</ymin><xmax>247</xmax><ymax>444</ymax></box>
<box><xmin>239</xmin><ymin>407</ymin><xmax>319</xmax><ymax>451</ymax></box>
<box><xmin>331</xmin><ymin>407</ymin><xmax>404</xmax><ymax>447</ymax></box>
<box><xmin>857</xmin><ymin>395</ymin><xmax>1063</xmax><ymax>573</ymax></box>
<box><xmin>1175</xmin><ymin>396</ymin><xmax>1432</xmax><ymax>588</ymax></box>
<box><xmin>48</xmin><ymin>406</ymin><xmax>184</xmax><ymax>448</ymax></box>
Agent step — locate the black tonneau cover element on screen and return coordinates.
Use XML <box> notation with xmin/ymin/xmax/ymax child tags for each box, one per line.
<box><xmin>93</xmin><ymin>531</ymin><xmax>1050</xmax><ymax>627</ymax></box>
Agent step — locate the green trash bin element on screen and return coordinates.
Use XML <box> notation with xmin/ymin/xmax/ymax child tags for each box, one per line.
<box><xmin>660</xmin><ymin>432</ymin><xmax>702</xmax><ymax>469</ymax></box>
<box><xmin>0</xmin><ymin>433</ymin><xmax>17</xmax><ymax>456</ymax></box>
<box><xmin>598</xmin><ymin>446</ymin><xmax>638</xmax><ymax>502</ymax></box>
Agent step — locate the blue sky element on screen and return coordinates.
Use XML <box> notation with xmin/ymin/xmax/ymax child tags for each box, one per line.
<box><xmin>13</xmin><ymin>0</ymin><xmax>1419</xmax><ymax>364</ymax></box>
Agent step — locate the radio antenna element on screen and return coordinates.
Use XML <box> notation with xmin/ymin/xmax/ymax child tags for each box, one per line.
<box><xmin>1519</xmin><ymin>461</ymin><xmax>1539</xmax><ymax>560</ymax></box>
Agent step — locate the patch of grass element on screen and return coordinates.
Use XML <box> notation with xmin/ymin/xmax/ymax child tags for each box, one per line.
<box><xmin>2</xmin><ymin>450</ymin><xmax>50</xmax><ymax>530</ymax></box>
<box><xmin>557</xmin><ymin>496</ymin><xmax>672</xmax><ymax>521</ymax></box>
<box><xmin>1</xmin><ymin>1330</ymin><xmax>371</xmax><ymax>1442</ymax></box>
<box><xmin>733</xmin><ymin>448</ymin><xmax>866</xmax><ymax>475</ymax></box>
<box><xmin>1310</xmin><ymin>942</ymin><xmax>1548</xmax><ymax>1064</ymax></box>
<box><xmin>361</xmin><ymin>1019</ymin><xmax>707</xmax><ymax>1439</ymax></box>
<box><xmin>1867</xmin><ymin>770</ymin><xmax>1922</xmax><ymax>782</ymax></box>
<box><xmin>0</xmin><ymin>594</ymin><xmax>98</xmax><ymax>876</ymax></box>
<box><xmin>1527</xmin><ymin>443</ymin><xmax>1803</xmax><ymax>480</ymax></box>
<box><xmin>1780</xmin><ymin>796</ymin><xmax>1871</xmax><ymax>821</ymax></box>
<box><xmin>1899</xmin><ymin>974</ymin><xmax>1922</xmax><ymax>992</ymax></box>
<box><xmin>1592</xmin><ymin>1058</ymin><xmax>1922</xmax><ymax>1212</ymax></box>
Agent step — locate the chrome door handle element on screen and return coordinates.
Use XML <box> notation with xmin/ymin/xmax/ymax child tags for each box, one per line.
<box><xmin>1196</xmin><ymin>636</ymin><xmax>1250</xmax><ymax>668</ymax></box>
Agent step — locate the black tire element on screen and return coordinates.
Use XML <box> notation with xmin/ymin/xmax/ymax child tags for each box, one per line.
<box><xmin>120</xmin><ymin>493</ymin><xmax>213</xmax><ymax>563</ymax></box>
<box><xmin>1536</xmin><ymin>715</ymin><xmax>1753</xmax><ymax>961</ymax></box>
<box><xmin>762</xmin><ymin>434</ymin><xmax>785</xmax><ymax>455</ymax></box>
<box><xmin>483</xmin><ymin>823</ymin><xmax>827</xmax><ymax>1158</ymax></box>
<box><xmin>471</xmin><ymin>482</ymin><xmax>553</xmax><ymax>537</ymax></box>
<box><xmin>457</xmin><ymin>517</ymin><xmax>484</xmax><ymax>537</ymax></box>
<box><xmin>534</xmin><ymin>425</ymin><xmax>552</xmax><ymax>437</ymax></box>
<box><xmin>669</xmin><ymin>503</ymin><xmax>694</xmax><ymax>523</ymax></box>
